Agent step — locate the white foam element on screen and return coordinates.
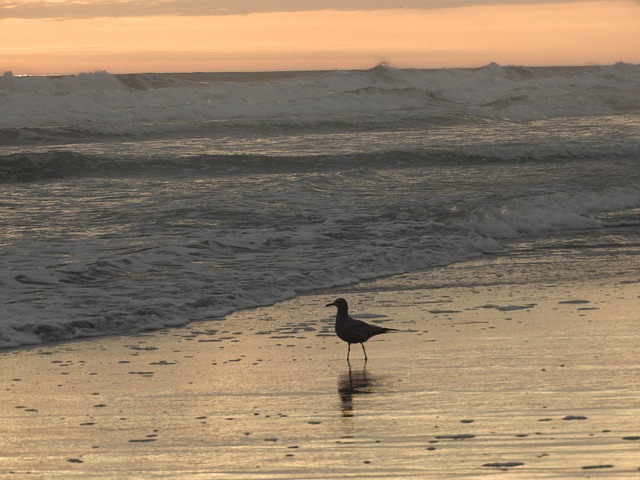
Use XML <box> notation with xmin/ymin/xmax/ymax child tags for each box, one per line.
<box><xmin>2</xmin><ymin>64</ymin><xmax>639</xmax><ymax>136</ymax></box>
<box><xmin>2</xmin><ymin>178</ymin><xmax>637</xmax><ymax>348</ymax></box>
<box><xmin>464</xmin><ymin>187</ymin><xmax>640</xmax><ymax>239</ymax></box>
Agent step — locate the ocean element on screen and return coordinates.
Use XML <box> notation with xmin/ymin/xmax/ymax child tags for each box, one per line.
<box><xmin>1</xmin><ymin>63</ymin><xmax>639</xmax><ymax>348</ymax></box>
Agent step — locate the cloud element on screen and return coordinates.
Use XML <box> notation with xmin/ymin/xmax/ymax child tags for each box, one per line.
<box><xmin>0</xmin><ymin>0</ymin><xmax>619</xmax><ymax>20</ymax></box>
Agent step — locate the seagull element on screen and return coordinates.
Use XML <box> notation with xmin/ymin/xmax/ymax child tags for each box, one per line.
<box><xmin>326</xmin><ymin>298</ymin><xmax>397</xmax><ymax>362</ymax></box>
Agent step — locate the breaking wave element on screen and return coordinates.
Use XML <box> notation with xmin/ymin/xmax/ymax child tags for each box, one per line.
<box><xmin>2</xmin><ymin>63</ymin><xmax>639</xmax><ymax>142</ymax></box>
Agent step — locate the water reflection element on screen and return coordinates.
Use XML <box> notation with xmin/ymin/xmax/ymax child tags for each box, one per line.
<box><xmin>338</xmin><ymin>366</ymin><xmax>377</xmax><ymax>417</ymax></box>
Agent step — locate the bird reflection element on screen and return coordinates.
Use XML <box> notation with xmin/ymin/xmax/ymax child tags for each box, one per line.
<box><xmin>338</xmin><ymin>366</ymin><xmax>376</xmax><ymax>417</ymax></box>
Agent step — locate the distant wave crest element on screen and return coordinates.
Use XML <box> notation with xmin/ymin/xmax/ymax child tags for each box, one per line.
<box><xmin>1</xmin><ymin>63</ymin><xmax>639</xmax><ymax>142</ymax></box>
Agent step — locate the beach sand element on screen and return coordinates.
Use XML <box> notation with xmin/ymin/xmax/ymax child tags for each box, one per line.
<box><xmin>2</xmin><ymin>244</ymin><xmax>639</xmax><ymax>479</ymax></box>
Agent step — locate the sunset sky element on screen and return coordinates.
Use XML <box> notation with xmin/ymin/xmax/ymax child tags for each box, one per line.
<box><xmin>1</xmin><ymin>0</ymin><xmax>639</xmax><ymax>74</ymax></box>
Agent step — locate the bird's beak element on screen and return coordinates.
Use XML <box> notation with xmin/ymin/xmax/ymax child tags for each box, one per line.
<box><xmin>325</xmin><ymin>302</ymin><xmax>335</xmax><ymax>307</ymax></box>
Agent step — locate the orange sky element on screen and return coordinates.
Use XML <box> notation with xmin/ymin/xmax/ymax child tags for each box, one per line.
<box><xmin>1</xmin><ymin>1</ymin><xmax>639</xmax><ymax>74</ymax></box>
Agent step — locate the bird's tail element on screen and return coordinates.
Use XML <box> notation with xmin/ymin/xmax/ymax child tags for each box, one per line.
<box><xmin>381</xmin><ymin>327</ymin><xmax>399</xmax><ymax>333</ymax></box>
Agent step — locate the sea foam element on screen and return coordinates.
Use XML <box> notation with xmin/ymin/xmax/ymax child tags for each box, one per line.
<box><xmin>1</xmin><ymin>179</ymin><xmax>638</xmax><ymax>348</ymax></box>
<box><xmin>2</xmin><ymin>63</ymin><xmax>639</xmax><ymax>139</ymax></box>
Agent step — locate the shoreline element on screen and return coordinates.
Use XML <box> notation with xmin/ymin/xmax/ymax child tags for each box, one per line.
<box><xmin>2</xmin><ymin>247</ymin><xmax>639</xmax><ymax>478</ymax></box>
<box><xmin>7</xmin><ymin>223</ymin><xmax>638</xmax><ymax>354</ymax></box>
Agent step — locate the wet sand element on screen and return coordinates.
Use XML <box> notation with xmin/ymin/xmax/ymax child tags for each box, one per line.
<box><xmin>2</xmin><ymin>247</ymin><xmax>640</xmax><ymax>479</ymax></box>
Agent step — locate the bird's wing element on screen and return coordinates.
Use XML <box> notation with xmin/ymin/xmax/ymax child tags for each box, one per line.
<box><xmin>349</xmin><ymin>318</ymin><xmax>387</xmax><ymax>337</ymax></box>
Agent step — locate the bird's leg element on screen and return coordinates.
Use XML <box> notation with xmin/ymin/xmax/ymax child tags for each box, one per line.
<box><xmin>361</xmin><ymin>343</ymin><xmax>368</xmax><ymax>362</ymax></box>
<box><xmin>347</xmin><ymin>343</ymin><xmax>351</xmax><ymax>362</ymax></box>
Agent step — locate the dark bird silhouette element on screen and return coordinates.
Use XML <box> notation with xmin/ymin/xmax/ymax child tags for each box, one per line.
<box><xmin>326</xmin><ymin>298</ymin><xmax>397</xmax><ymax>362</ymax></box>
